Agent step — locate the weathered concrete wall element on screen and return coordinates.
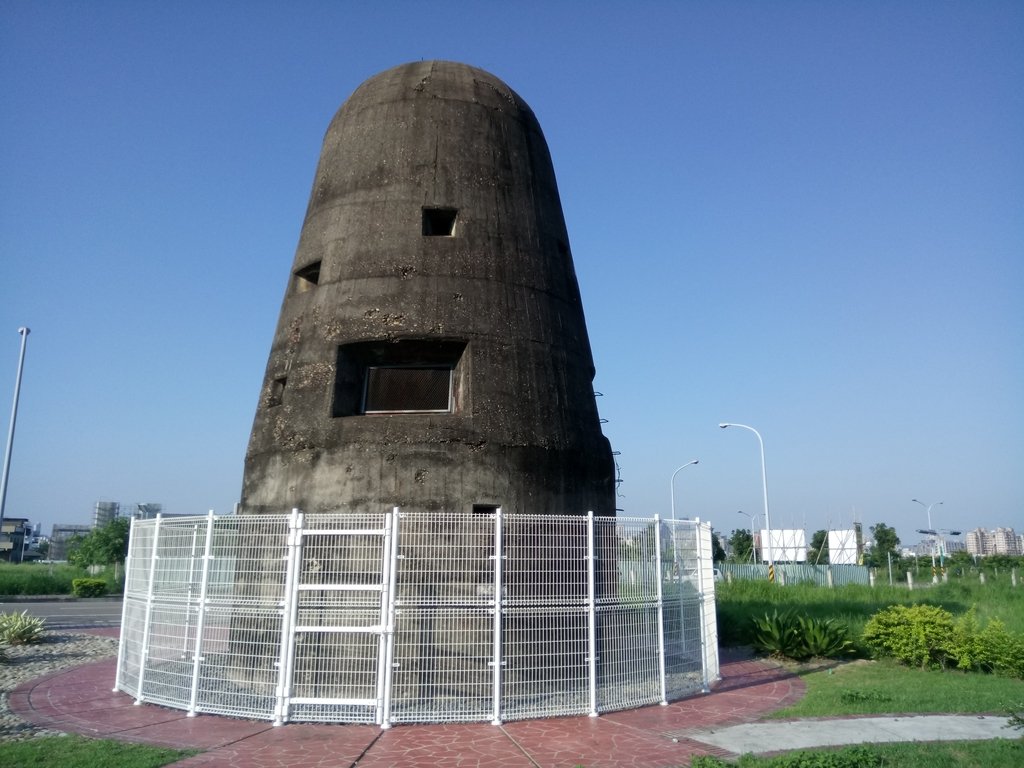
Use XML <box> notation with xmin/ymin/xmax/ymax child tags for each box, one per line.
<box><xmin>242</xmin><ymin>60</ymin><xmax>614</xmax><ymax>517</ymax></box>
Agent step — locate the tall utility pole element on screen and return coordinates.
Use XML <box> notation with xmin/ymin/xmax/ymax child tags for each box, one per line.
<box><xmin>0</xmin><ymin>327</ymin><xmax>31</xmax><ymax>538</ymax></box>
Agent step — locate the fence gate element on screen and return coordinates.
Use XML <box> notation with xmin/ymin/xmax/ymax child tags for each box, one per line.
<box><xmin>275</xmin><ymin>511</ymin><xmax>397</xmax><ymax>725</ymax></box>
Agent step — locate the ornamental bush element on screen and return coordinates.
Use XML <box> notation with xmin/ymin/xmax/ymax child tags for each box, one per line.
<box><xmin>861</xmin><ymin>604</ymin><xmax>954</xmax><ymax>668</ymax></box>
<box><xmin>750</xmin><ymin>610</ymin><xmax>855</xmax><ymax>661</ymax></box>
<box><xmin>863</xmin><ymin>603</ymin><xmax>1024</xmax><ymax>679</ymax></box>
<box><xmin>977</xmin><ymin>618</ymin><xmax>1024</xmax><ymax>678</ymax></box>
<box><xmin>71</xmin><ymin>578</ymin><xmax>109</xmax><ymax>598</ymax></box>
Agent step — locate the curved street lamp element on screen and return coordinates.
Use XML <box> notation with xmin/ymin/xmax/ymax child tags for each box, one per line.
<box><xmin>719</xmin><ymin>423</ymin><xmax>774</xmax><ymax>568</ymax></box>
<box><xmin>669</xmin><ymin>459</ymin><xmax>699</xmax><ymax>521</ymax></box>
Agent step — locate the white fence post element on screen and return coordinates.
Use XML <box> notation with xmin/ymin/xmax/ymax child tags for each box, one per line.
<box><xmin>273</xmin><ymin>509</ymin><xmax>303</xmax><ymax>726</ymax></box>
<box><xmin>134</xmin><ymin>514</ymin><xmax>163</xmax><ymax>705</ymax></box>
<box><xmin>695</xmin><ymin>520</ymin><xmax>710</xmax><ymax>693</ymax></box>
<box><xmin>587</xmin><ymin>510</ymin><xmax>598</xmax><ymax>717</ymax></box>
<box><xmin>375</xmin><ymin>510</ymin><xmax>395</xmax><ymax>726</ymax></box>
<box><xmin>654</xmin><ymin>516</ymin><xmax>667</xmax><ymax>705</ymax></box>
<box><xmin>187</xmin><ymin>511</ymin><xmax>216</xmax><ymax>716</ymax></box>
<box><xmin>490</xmin><ymin>507</ymin><xmax>504</xmax><ymax>725</ymax></box>
<box><xmin>180</xmin><ymin>521</ymin><xmax>200</xmax><ymax>659</ymax></box>
<box><xmin>380</xmin><ymin>507</ymin><xmax>401</xmax><ymax>729</ymax></box>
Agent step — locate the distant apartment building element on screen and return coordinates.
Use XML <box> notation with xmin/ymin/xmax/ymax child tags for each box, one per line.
<box><xmin>965</xmin><ymin>527</ymin><xmax>1022</xmax><ymax>557</ymax></box>
<box><xmin>0</xmin><ymin>517</ymin><xmax>31</xmax><ymax>563</ymax></box>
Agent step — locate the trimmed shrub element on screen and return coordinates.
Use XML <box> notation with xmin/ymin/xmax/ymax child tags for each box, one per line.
<box><xmin>948</xmin><ymin>607</ymin><xmax>985</xmax><ymax>671</ymax></box>
<box><xmin>977</xmin><ymin>618</ymin><xmax>1024</xmax><ymax>678</ymax></box>
<box><xmin>863</xmin><ymin>603</ymin><xmax>1024</xmax><ymax>679</ymax></box>
<box><xmin>0</xmin><ymin>610</ymin><xmax>47</xmax><ymax>645</ymax></box>
<box><xmin>72</xmin><ymin>577</ymin><xmax>109</xmax><ymax>598</ymax></box>
<box><xmin>862</xmin><ymin>604</ymin><xmax>954</xmax><ymax>668</ymax></box>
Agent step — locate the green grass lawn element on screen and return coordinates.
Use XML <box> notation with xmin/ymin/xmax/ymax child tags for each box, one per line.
<box><xmin>710</xmin><ymin>576</ymin><xmax>1024</xmax><ymax>764</ymax></box>
<box><xmin>770</xmin><ymin>657</ymin><xmax>1024</xmax><ymax>718</ymax></box>
<box><xmin>693</xmin><ymin>739</ymin><xmax>1024</xmax><ymax>768</ymax></box>
<box><xmin>3</xmin><ymin>734</ymin><xmax>196</xmax><ymax>768</ymax></box>
<box><xmin>716</xmin><ymin>577</ymin><xmax>1024</xmax><ymax>648</ymax></box>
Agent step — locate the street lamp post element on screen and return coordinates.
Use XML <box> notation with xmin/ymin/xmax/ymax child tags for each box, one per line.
<box><xmin>719</xmin><ymin>423</ymin><xmax>774</xmax><ymax>570</ymax></box>
<box><xmin>737</xmin><ymin>510</ymin><xmax>759</xmax><ymax>563</ymax></box>
<box><xmin>669</xmin><ymin>459</ymin><xmax>699</xmax><ymax>521</ymax></box>
<box><xmin>912</xmin><ymin>498</ymin><xmax>943</xmax><ymax>583</ymax></box>
<box><xmin>0</xmin><ymin>327</ymin><xmax>31</xmax><ymax>541</ymax></box>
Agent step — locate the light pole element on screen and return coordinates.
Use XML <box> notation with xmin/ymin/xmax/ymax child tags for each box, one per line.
<box><xmin>912</xmin><ymin>498</ymin><xmax>943</xmax><ymax>582</ymax></box>
<box><xmin>719</xmin><ymin>423</ymin><xmax>774</xmax><ymax>569</ymax></box>
<box><xmin>669</xmin><ymin>459</ymin><xmax>699</xmax><ymax>521</ymax></box>
<box><xmin>737</xmin><ymin>510</ymin><xmax>759</xmax><ymax>563</ymax></box>
<box><xmin>0</xmin><ymin>327</ymin><xmax>31</xmax><ymax>545</ymax></box>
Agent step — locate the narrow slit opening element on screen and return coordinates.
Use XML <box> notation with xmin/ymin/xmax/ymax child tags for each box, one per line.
<box><xmin>293</xmin><ymin>261</ymin><xmax>321</xmax><ymax>293</ymax></box>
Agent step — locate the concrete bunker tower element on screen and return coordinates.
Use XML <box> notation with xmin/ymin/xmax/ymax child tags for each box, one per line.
<box><xmin>112</xmin><ymin>63</ymin><xmax>717</xmax><ymax>728</ymax></box>
<box><xmin>242</xmin><ymin>61</ymin><xmax>614</xmax><ymax>517</ymax></box>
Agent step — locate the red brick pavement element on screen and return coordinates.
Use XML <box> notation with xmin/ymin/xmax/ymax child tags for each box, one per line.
<box><xmin>11</xmin><ymin>644</ymin><xmax>804</xmax><ymax>767</ymax></box>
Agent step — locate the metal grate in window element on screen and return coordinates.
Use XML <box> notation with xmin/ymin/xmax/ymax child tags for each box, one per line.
<box><xmin>363</xmin><ymin>367</ymin><xmax>452</xmax><ymax>413</ymax></box>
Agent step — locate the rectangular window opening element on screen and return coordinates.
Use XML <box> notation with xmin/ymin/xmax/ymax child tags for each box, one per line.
<box><xmin>422</xmin><ymin>207</ymin><xmax>458</xmax><ymax>236</ymax></box>
<box><xmin>333</xmin><ymin>338</ymin><xmax>467</xmax><ymax>418</ymax></box>
<box><xmin>293</xmin><ymin>261</ymin><xmax>321</xmax><ymax>293</ymax></box>
<box><xmin>363</xmin><ymin>366</ymin><xmax>453</xmax><ymax>413</ymax></box>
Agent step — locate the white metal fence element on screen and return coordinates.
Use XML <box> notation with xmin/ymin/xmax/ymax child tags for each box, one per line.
<box><xmin>115</xmin><ymin>510</ymin><xmax>718</xmax><ymax>727</ymax></box>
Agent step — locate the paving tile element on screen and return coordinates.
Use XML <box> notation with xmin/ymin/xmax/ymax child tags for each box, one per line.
<box><xmin>354</xmin><ymin>723</ymin><xmax>535</xmax><ymax>768</ymax></box>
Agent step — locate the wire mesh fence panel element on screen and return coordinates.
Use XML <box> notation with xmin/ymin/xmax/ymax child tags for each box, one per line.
<box><xmin>134</xmin><ymin>601</ymin><xmax>199</xmax><ymax>709</ymax></box>
<box><xmin>194</xmin><ymin>604</ymin><xmax>282</xmax><ymax>719</ymax></box>
<box><xmin>596</xmin><ymin>604</ymin><xmax>663</xmax><ymax>710</ymax></box>
<box><xmin>116</xmin><ymin>596</ymin><xmax>148</xmax><ymax>697</ymax></box>
<box><xmin>397</xmin><ymin>512</ymin><xmax>497</xmax><ymax>606</ymax></box>
<box><xmin>390</xmin><ymin>607</ymin><xmax>494</xmax><ymax>723</ymax></box>
<box><xmin>503</xmin><ymin>514</ymin><xmax>590</xmax><ymax>607</ymax></box>
<box><xmin>502</xmin><ymin>606</ymin><xmax>590</xmax><ymax>719</ymax></box>
<box><xmin>389</xmin><ymin>512</ymin><xmax>496</xmax><ymax>723</ymax></box>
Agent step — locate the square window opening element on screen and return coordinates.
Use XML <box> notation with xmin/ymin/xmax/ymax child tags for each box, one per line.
<box><xmin>422</xmin><ymin>208</ymin><xmax>458</xmax><ymax>236</ymax></box>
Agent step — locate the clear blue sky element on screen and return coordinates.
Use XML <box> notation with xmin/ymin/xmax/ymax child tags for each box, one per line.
<box><xmin>2</xmin><ymin>1</ymin><xmax>1021</xmax><ymax>548</ymax></box>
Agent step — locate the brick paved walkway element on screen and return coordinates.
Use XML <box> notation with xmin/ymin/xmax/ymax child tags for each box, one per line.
<box><xmin>11</xmin><ymin>643</ymin><xmax>804</xmax><ymax>767</ymax></box>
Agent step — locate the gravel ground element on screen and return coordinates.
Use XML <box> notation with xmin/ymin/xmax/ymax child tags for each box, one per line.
<box><xmin>0</xmin><ymin>632</ymin><xmax>118</xmax><ymax>742</ymax></box>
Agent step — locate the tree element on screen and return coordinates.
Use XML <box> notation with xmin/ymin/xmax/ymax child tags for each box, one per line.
<box><xmin>728</xmin><ymin>528</ymin><xmax>753</xmax><ymax>564</ymax></box>
<box><xmin>868</xmin><ymin>522</ymin><xmax>900</xmax><ymax>568</ymax></box>
<box><xmin>711</xmin><ymin>532</ymin><xmax>726</xmax><ymax>563</ymax></box>
<box><xmin>68</xmin><ymin>517</ymin><xmax>131</xmax><ymax>567</ymax></box>
<box><xmin>808</xmin><ymin>529</ymin><xmax>829</xmax><ymax>564</ymax></box>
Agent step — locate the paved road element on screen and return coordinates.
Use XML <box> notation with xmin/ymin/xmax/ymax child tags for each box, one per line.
<box><xmin>0</xmin><ymin>597</ymin><xmax>123</xmax><ymax>629</ymax></box>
